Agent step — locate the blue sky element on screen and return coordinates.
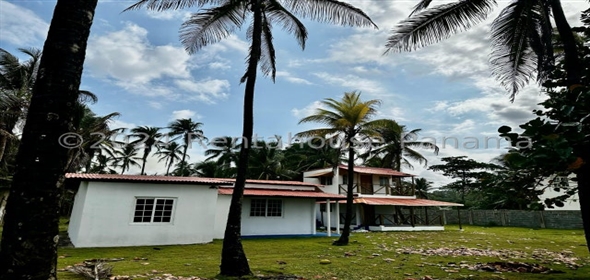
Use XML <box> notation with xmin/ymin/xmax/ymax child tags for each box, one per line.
<box><xmin>0</xmin><ymin>0</ymin><xmax>587</xmax><ymax>186</ymax></box>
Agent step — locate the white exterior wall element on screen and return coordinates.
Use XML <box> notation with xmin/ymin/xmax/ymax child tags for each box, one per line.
<box><xmin>213</xmin><ymin>195</ymin><xmax>232</xmax><ymax>239</ymax></box>
<box><xmin>242</xmin><ymin>197</ymin><xmax>316</xmax><ymax>236</ymax></box>
<box><xmin>68</xmin><ymin>181</ymin><xmax>218</xmax><ymax>248</ymax></box>
<box><xmin>67</xmin><ymin>181</ymin><xmax>89</xmax><ymax>244</ymax></box>
<box><xmin>303</xmin><ymin>168</ymin><xmax>339</xmax><ymax>194</ymax></box>
<box><xmin>215</xmin><ymin>196</ymin><xmax>317</xmax><ymax>237</ymax></box>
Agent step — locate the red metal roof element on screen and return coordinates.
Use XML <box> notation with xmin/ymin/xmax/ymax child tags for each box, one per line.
<box><xmin>219</xmin><ymin>188</ymin><xmax>346</xmax><ymax>200</ymax></box>
<box><xmin>65</xmin><ymin>173</ymin><xmax>232</xmax><ymax>185</ymax></box>
<box><xmin>352</xmin><ymin>197</ymin><xmax>462</xmax><ymax>206</ymax></box>
<box><xmin>338</xmin><ymin>165</ymin><xmax>415</xmax><ymax>177</ymax></box>
<box><xmin>216</xmin><ymin>178</ymin><xmax>322</xmax><ymax>187</ymax></box>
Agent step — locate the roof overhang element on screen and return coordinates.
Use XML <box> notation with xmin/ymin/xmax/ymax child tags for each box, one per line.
<box><xmin>338</xmin><ymin>166</ymin><xmax>415</xmax><ymax>177</ymax></box>
<box><xmin>64</xmin><ymin>173</ymin><xmax>233</xmax><ymax>186</ymax></box>
<box><xmin>351</xmin><ymin>197</ymin><xmax>463</xmax><ymax>206</ymax></box>
<box><xmin>219</xmin><ymin>188</ymin><xmax>346</xmax><ymax>200</ymax></box>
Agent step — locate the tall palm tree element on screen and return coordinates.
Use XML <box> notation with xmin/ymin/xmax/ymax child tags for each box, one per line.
<box><xmin>127</xmin><ymin>0</ymin><xmax>376</xmax><ymax>276</ymax></box>
<box><xmin>113</xmin><ymin>144</ymin><xmax>142</xmax><ymax>174</ymax></box>
<box><xmin>65</xmin><ymin>104</ymin><xmax>121</xmax><ymax>173</ymax></box>
<box><xmin>363</xmin><ymin>119</ymin><xmax>439</xmax><ymax>171</ymax></box>
<box><xmin>168</xmin><ymin>118</ymin><xmax>205</xmax><ymax>165</ymax></box>
<box><xmin>0</xmin><ymin>48</ymin><xmax>41</xmax><ymax>163</ymax></box>
<box><xmin>296</xmin><ymin>91</ymin><xmax>384</xmax><ymax>245</ymax></box>
<box><xmin>193</xmin><ymin>160</ymin><xmax>234</xmax><ymax>178</ymax></box>
<box><xmin>129</xmin><ymin>126</ymin><xmax>163</xmax><ymax>175</ymax></box>
<box><xmin>385</xmin><ymin>0</ymin><xmax>581</xmax><ymax>100</ymax></box>
<box><xmin>248</xmin><ymin>140</ymin><xmax>298</xmax><ymax>180</ymax></box>
<box><xmin>0</xmin><ymin>1</ymin><xmax>99</xmax><ymax>278</ymax></box>
<box><xmin>155</xmin><ymin>141</ymin><xmax>184</xmax><ymax>176</ymax></box>
<box><xmin>414</xmin><ymin>178</ymin><xmax>434</xmax><ymax>199</ymax></box>
<box><xmin>205</xmin><ymin>136</ymin><xmax>240</xmax><ymax>169</ymax></box>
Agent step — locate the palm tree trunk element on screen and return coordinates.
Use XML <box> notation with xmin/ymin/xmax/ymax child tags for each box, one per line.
<box><xmin>166</xmin><ymin>158</ymin><xmax>173</xmax><ymax>176</ymax></box>
<box><xmin>0</xmin><ymin>1</ymin><xmax>98</xmax><ymax>278</ymax></box>
<box><xmin>334</xmin><ymin>134</ymin><xmax>355</xmax><ymax>245</ymax></box>
<box><xmin>141</xmin><ymin>150</ymin><xmax>148</xmax><ymax>175</ymax></box>
<box><xmin>550</xmin><ymin>0</ymin><xmax>582</xmax><ymax>87</ymax></box>
<box><xmin>181</xmin><ymin>141</ymin><xmax>188</xmax><ymax>166</ymax></box>
<box><xmin>550</xmin><ymin>0</ymin><xmax>590</xmax><ymax>253</ymax></box>
<box><xmin>0</xmin><ymin>130</ymin><xmax>8</xmax><ymax>163</ymax></box>
<box><xmin>219</xmin><ymin>0</ymin><xmax>260</xmax><ymax>276</ymax></box>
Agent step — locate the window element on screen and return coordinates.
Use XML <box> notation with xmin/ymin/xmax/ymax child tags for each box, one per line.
<box><xmin>320</xmin><ymin>176</ymin><xmax>333</xmax><ymax>185</ymax></box>
<box><xmin>379</xmin><ymin>176</ymin><xmax>390</xmax><ymax>186</ymax></box>
<box><xmin>342</xmin><ymin>175</ymin><xmax>348</xmax><ymax>185</ymax></box>
<box><xmin>133</xmin><ymin>198</ymin><xmax>175</xmax><ymax>223</ymax></box>
<box><xmin>250</xmin><ymin>199</ymin><xmax>282</xmax><ymax>217</ymax></box>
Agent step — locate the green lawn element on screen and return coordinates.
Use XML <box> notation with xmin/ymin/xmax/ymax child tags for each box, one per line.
<box><xmin>57</xmin><ymin>226</ymin><xmax>590</xmax><ymax>280</ymax></box>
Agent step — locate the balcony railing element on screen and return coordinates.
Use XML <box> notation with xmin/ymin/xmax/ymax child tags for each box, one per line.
<box><xmin>338</xmin><ymin>184</ymin><xmax>414</xmax><ymax>196</ymax></box>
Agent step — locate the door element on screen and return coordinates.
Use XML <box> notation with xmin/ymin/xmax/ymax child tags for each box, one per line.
<box><xmin>360</xmin><ymin>174</ymin><xmax>373</xmax><ymax>194</ymax></box>
<box><xmin>362</xmin><ymin>204</ymin><xmax>376</xmax><ymax>226</ymax></box>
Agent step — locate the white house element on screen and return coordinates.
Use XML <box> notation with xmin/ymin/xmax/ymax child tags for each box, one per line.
<box><xmin>65</xmin><ymin>173</ymin><xmax>345</xmax><ymax>248</ymax></box>
<box><xmin>304</xmin><ymin>165</ymin><xmax>463</xmax><ymax>232</ymax></box>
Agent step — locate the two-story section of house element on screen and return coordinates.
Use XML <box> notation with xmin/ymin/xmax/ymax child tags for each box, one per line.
<box><xmin>304</xmin><ymin>165</ymin><xmax>463</xmax><ymax>232</ymax></box>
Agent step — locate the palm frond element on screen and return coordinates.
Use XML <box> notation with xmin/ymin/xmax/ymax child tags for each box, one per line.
<box><xmin>409</xmin><ymin>0</ymin><xmax>433</xmax><ymax>16</ymax></box>
<box><xmin>180</xmin><ymin>1</ymin><xmax>247</xmax><ymax>54</ymax></box>
<box><xmin>267</xmin><ymin>0</ymin><xmax>308</xmax><ymax>49</ymax></box>
<box><xmin>490</xmin><ymin>0</ymin><xmax>543</xmax><ymax>100</ymax></box>
<box><xmin>285</xmin><ymin>0</ymin><xmax>377</xmax><ymax>29</ymax></box>
<box><xmin>124</xmin><ymin>0</ymin><xmax>219</xmax><ymax>12</ymax></box>
<box><xmin>260</xmin><ymin>12</ymin><xmax>277</xmax><ymax>81</ymax></box>
<box><xmin>385</xmin><ymin>0</ymin><xmax>496</xmax><ymax>53</ymax></box>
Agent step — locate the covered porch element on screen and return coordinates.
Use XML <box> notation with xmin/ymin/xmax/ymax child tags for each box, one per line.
<box><xmin>319</xmin><ymin>196</ymin><xmax>463</xmax><ymax>232</ymax></box>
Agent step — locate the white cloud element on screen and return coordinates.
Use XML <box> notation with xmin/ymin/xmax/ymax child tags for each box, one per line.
<box><xmin>86</xmin><ymin>22</ymin><xmax>192</xmax><ymax>84</ymax></box>
<box><xmin>0</xmin><ymin>1</ymin><xmax>49</xmax><ymax>46</ymax></box>
<box><xmin>148</xmin><ymin>101</ymin><xmax>163</xmax><ymax>109</ymax></box>
<box><xmin>209</xmin><ymin>62</ymin><xmax>231</xmax><ymax>70</ymax></box>
<box><xmin>174</xmin><ymin>78</ymin><xmax>230</xmax><ymax>103</ymax></box>
<box><xmin>110</xmin><ymin>119</ymin><xmax>136</xmax><ymax>130</ymax></box>
<box><xmin>291</xmin><ymin>101</ymin><xmax>324</xmax><ymax>118</ymax></box>
<box><xmin>277</xmin><ymin>71</ymin><xmax>312</xmax><ymax>85</ymax></box>
<box><xmin>313</xmin><ymin>72</ymin><xmax>386</xmax><ymax>95</ymax></box>
<box><xmin>170</xmin><ymin>109</ymin><xmax>201</xmax><ymax>120</ymax></box>
<box><xmin>145</xmin><ymin>9</ymin><xmax>191</xmax><ymax>21</ymax></box>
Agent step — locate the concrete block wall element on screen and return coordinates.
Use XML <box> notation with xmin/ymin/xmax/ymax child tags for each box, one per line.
<box><xmin>434</xmin><ymin>209</ymin><xmax>583</xmax><ymax>229</ymax></box>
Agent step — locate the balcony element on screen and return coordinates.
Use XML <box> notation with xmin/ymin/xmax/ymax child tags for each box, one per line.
<box><xmin>338</xmin><ymin>184</ymin><xmax>414</xmax><ymax>196</ymax></box>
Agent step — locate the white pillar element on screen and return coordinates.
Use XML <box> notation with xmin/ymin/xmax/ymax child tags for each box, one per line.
<box><xmin>326</xmin><ymin>199</ymin><xmax>331</xmax><ymax>237</ymax></box>
<box><xmin>312</xmin><ymin>201</ymin><xmax>317</xmax><ymax>235</ymax></box>
<box><xmin>336</xmin><ymin>200</ymin><xmax>341</xmax><ymax>234</ymax></box>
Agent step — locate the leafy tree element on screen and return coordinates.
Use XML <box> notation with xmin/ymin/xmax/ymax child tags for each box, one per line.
<box><xmin>429</xmin><ymin>156</ymin><xmax>500</xmax><ymax>205</ymax></box>
<box><xmin>0</xmin><ymin>0</ymin><xmax>99</xmax><ymax>278</ymax></box>
<box><xmin>296</xmin><ymin>91</ymin><xmax>384</xmax><ymax>246</ymax></box>
<box><xmin>126</xmin><ymin>1</ymin><xmax>376</xmax><ymax>275</ymax></box>
<box><xmin>168</xmin><ymin>118</ymin><xmax>205</xmax><ymax>165</ymax></box>
<box><xmin>130</xmin><ymin>126</ymin><xmax>164</xmax><ymax>175</ymax></box>
<box><xmin>498</xmin><ymin>13</ymin><xmax>590</xmax><ymax>250</ymax></box>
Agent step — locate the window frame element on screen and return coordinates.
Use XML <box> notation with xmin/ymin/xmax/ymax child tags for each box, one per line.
<box><xmin>249</xmin><ymin>198</ymin><xmax>283</xmax><ymax>217</ymax></box>
<box><xmin>132</xmin><ymin>197</ymin><xmax>176</xmax><ymax>224</ymax></box>
<box><xmin>379</xmin><ymin>176</ymin><xmax>390</xmax><ymax>186</ymax></box>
